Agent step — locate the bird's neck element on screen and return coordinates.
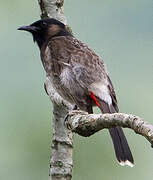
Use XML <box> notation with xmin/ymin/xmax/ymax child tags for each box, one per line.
<box><xmin>52</xmin><ymin>29</ymin><xmax>72</xmax><ymax>38</ymax></box>
<box><xmin>34</xmin><ymin>29</ymin><xmax>72</xmax><ymax>49</ymax></box>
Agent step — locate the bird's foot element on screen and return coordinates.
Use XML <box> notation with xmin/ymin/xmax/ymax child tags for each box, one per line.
<box><xmin>64</xmin><ymin>105</ymin><xmax>77</xmax><ymax>129</ymax></box>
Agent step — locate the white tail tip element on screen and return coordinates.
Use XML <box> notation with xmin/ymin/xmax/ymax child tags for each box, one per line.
<box><xmin>119</xmin><ymin>160</ymin><xmax>134</xmax><ymax>167</ymax></box>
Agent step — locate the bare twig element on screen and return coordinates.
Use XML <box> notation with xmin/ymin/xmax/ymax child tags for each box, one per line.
<box><xmin>67</xmin><ymin>110</ymin><xmax>153</xmax><ymax>147</ymax></box>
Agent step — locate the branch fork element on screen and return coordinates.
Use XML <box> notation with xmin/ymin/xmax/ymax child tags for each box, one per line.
<box><xmin>37</xmin><ymin>1</ymin><xmax>153</xmax><ymax>179</ymax></box>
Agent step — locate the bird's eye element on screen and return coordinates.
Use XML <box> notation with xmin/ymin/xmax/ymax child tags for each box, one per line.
<box><xmin>41</xmin><ymin>22</ymin><xmax>47</xmax><ymax>28</ymax></box>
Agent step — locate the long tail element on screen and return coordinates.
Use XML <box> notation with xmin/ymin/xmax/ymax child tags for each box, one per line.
<box><xmin>90</xmin><ymin>93</ymin><xmax>134</xmax><ymax>167</ymax></box>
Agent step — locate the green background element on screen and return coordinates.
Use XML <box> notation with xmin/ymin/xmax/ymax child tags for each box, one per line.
<box><xmin>1</xmin><ymin>0</ymin><xmax>153</xmax><ymax>179</ymax></box>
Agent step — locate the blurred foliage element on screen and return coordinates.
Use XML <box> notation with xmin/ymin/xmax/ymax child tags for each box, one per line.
<box><xmin>0</xmin><ymin>0</ymin><xmax>153</xmax><ymax>179</ymax></box>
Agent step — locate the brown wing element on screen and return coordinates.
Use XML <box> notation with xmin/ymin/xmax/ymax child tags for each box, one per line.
<box><xmin>48</xmin><ymin>36</ymin><xmax>108</xmax><ymax>83</ymax></box>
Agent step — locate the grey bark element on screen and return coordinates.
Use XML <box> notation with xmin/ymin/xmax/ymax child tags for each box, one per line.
<box><xmin>67</xmin><ymin>110</ymin><xmax>153</xmax><ymax>147</ymax></box>
<box><xmin>37</xmin><ymin>1</ymin><xmax>153</xmax><ymax>180</ymax></box>
<box><xmin>45</xmin><ymin>78</ymin><xmax>73</xmax><ymax>180</ymax></box>
<box><xmin>38</xmin><ymin>0</ymin><xmax>66</xmax><ymax>23</ymax></box>
<box><xmin>38</xmin><ymin>1</ymin><xmax>73</xmax><ymax>179</ymax></box>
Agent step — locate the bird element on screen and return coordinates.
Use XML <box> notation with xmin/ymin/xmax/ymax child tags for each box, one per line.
<box><xmin>18</xmin><ymin>18</ymin><xmax>134</xmax><ymax>167</ymax></box>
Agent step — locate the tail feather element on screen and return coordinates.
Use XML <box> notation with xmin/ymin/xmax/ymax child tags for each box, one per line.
<box><xmin>109</xmin><ymin>127</ymin><xmax>134</xmax><ymax>166</ymax></box>
<box><xmin>90</xmin><ymin>95</ymin><xmax>134</xmax><ymax>167</ymax></box>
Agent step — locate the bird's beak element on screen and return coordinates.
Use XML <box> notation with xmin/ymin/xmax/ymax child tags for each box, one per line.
<box><xmin>18</xmin><ymin>25</ymin><xmax>38</xmax><ymax>33</ymax></box>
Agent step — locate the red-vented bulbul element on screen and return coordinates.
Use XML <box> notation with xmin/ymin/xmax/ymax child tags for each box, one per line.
<box><xmin>18</xmin><ymin>18</ymin><xmax>134</xmax><ymax>167</ymax></box>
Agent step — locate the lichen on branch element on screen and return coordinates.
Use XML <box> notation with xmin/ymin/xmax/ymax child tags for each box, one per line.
<box><xmin>67</xmin><ymin>110</ymin><xmax>153</xmax><ymax>147</ymax></box>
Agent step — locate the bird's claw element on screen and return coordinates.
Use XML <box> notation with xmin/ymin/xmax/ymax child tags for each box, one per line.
<box><xmin>64</xmin><ymin>105</ymin><xmax>78</xmax><ymax>129</ymax></box>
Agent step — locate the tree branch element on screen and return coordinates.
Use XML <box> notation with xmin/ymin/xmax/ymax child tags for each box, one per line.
<box><xmin>38</xmin><ymin>0</ymin><xmax>67</xmax><ymax>23</ymax></box>
<box><xmin>67</xmin><ymin>110</ymin><xmax>153</xmax><ymax>147</ymax></box>
<box><xmin>38</xmin><ymin>1</ymin><xmax>73</xmax><ymax>180</ymax></box>
<box><xmin>45</xmin><ymin>77</ymin><xmax>73</xmax><ymax>180</ymax></box>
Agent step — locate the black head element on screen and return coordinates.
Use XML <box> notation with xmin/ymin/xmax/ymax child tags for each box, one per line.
<box><xmin>18</xmin><ymin>18</ymin><xmax>71</xmax><ymax>48</ymax></box>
